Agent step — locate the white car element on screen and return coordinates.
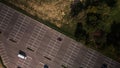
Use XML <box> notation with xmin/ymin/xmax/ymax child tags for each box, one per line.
<box><xmin>18</xmin><ymin>50</ymin><xmax>27</xmax><ymax>59</ymax></box>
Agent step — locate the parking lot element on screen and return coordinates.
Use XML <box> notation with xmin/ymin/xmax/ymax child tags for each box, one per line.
<box><xmin>0</xmin><ymin>2</ymin><xmax>120</xmax><ymax>68</ymax></box>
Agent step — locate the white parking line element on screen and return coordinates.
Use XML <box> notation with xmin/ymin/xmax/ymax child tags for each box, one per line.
<box><xmin>61</xmin><ymin>41</ymin><xmax>79</xmax><ymax>67</ymax></box>
<box><xmin>17</xmin><ymin>56</ymin><xmax>32</xmax><ymax>68</ymax></box>
<box><xmin>14</xmin><ymin>16</ymin><xmax>26</xmax><ymax>41</ymax></box>
<box><xmin>0</xmin><ymin>7</ymin><xmax>14</xmax><ymax>25</ymax></box>
<box><xmin>80</xmin><ymin>49</ymin><xmax>98</xmax><ymax>68</ymax></box>
<box><xmin>8</xmin><ymin>15</ymin><xmax>31</xmax><ymax>43</ymax></box>
<box><xmin>0</xmin><ymin>42</ymin><xmax>9</xmax><ymax>66</ymax></box>
<box><xmin>36</xmin><ymin>61</ymin><xmax>44</xmax><ymax>68</ymax></box>
<box><xmin>0</xmin><ymin>9</ymin><xmax>8</xmax><ymax>30</ymax></box>
<box><xmin>26</xmin><ymin>24</ymin><xmax>46</xmax><ymax>52</ymax></box>
<box><xmin>44</xmin><ymin>34</ymin><xmax>63</xmax><ymax>61</ymax></box>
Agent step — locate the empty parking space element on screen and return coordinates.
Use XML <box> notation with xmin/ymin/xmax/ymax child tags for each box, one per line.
<box><xmin>61</xmin><ymin>41</ymin><xmax>80</xmax><ymax>68</ymax></box>
<box><xmin>0</xmin><ymin>7</ymin><xmax>14</xmax><ymax>31</ymax></box>
<box><xmin>0</xmin><ymin>41</ymin><xmax>9</xmax><ymax>66</ymax></box>
<box><xmin>43</xmin><ymin>33</ymin><xmax>64</xmax><ymax>62</ymax></box>
<box><xmin>26</xmin><ymin>24</ymin><xmax>46</xmax><ymax>53</ymax></box>
<box><xmin>102</xmin><ymin>57</ymin><xmax>117</xmax><ymax>68</ymax></box>
<box><xmin>36</xmin><ymin>62</ymin><xmax>44</xmax><ymax>68</ymax></box>
<box><xmin>8</xmin><ymin>15</ymin><xmax>30</xmax><ymax>43</ymax></box>
<box><xmin>17</xmin><ymin>56</ymin><xmax>32</xmax><ymax>68</ymax></box>
<box><xmin>80</xmin><ymin>49</ymin><xmax>99</xmax><ymax>68</ymax></box>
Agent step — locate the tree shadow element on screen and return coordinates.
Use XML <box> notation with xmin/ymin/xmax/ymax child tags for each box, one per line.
<box><xmin>74</xmin><ymin>23</ymin><xmax>86</xmax><ymax>41</ymax></box>
<box><xmin>103</xmin><ymin>0</ymin><xmax>117</xmax><ymax>8</ymax></box>
<box><xmin>107</xmin><ymin>21</ymin><xmax>120</xmax><ymax>54</ymax></box>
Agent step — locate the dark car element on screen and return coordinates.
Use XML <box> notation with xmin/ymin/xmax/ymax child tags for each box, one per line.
<box><xmin>44</xmin><ymin>64</ymin><xmax>49</xmax><ymax>68</ymax></box>
<box><xmin>101</xmin><ymin>64</ymin><xmax>107</xmax><ymax>68</ymax></box>
<box><xmin>17</xmin><ymin>66</ymin><xmax>21</xmax><ymax>68</ymax></box>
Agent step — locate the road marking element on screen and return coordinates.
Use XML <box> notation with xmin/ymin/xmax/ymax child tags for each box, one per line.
<box><xmin>0</xmin><ymin>7</ymin><xmax>14</xmax><ymax>31</ymax></box>
<box><xmin>0</xmin><ymin>42</ymin><xmax>9</xmax><ymax>65</ymax></box>
<box><xmin>26</xmin><ymin>24</ymin><xmax>46</xmax><ymax>53</ymax></box>
<box><xmin>17</xmin><ymin>56</ymin><xmax>32</xmax><ymax>68</ymax></box>
<box><xmin>44</xmin><ymin>33</ymin><xmax>63</xmax><ymax>61</ymax></box>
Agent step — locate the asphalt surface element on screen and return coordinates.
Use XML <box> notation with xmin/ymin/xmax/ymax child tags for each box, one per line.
<box><xmin>0</xmin><ymin>2</ymin><xmax>120</xmax><ymax>68</ymax></box>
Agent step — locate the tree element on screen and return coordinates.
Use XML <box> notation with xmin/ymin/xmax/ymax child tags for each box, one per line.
<box><xmin>70</xmin><ymin>1</ymin><xmax>83</xmax><ymax>17</ymax></box>
<box><xmin>86</xmin><ymin>13</ymin><xmax>101</xmax><ymax>27</ymax></box>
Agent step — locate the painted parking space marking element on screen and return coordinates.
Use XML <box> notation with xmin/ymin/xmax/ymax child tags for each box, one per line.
<box><xmin>17</xmin><ymin>56</ymin><xmax>32</xmax><ymax>68</ymax></box>
<box><xmin>43</xmin><ymin>33</ymin><xmax>64</xmax><ymax>61</ymax></box>
<box><xmin>80</xmin><ymin>49</ymin><xmax>99</xmax><ymax>68</ymax></box>
<box><xmin>0</xmin><ymin>7</ymin><xmax>14</xmax><ymax>31</ymax></box>
<box><xmin>8</xmin><ymin>15</ymin><xmax>30</xmax><ymax>43</ymax></box>
<box><xmin>0</xmin><ymin>41</ymin><xmax>9</xmax><ymax>65</ymax></box>
<box><xmin>36</xmin><ymin>61</ymin><xmax>45</xmax><ymax>68</ymax></box>
<box><xmin>26</xmin><ymin>24</ymin><xmax>46</xmax><ymax>53</ymax></box>
<box><xmin>61</xmin><ymin>41</ymin><xmax>80</xmax><ymax>68</ymax></box>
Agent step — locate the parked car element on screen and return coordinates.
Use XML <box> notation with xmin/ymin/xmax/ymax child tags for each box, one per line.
<box><xmin>18</xmin><ymin>50</ymin><xmax>27</xmax><ymax>59</ymax></box>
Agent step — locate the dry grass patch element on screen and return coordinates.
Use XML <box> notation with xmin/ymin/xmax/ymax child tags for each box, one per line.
<box><xmin>8</xmin><ymin>0</ymin><xmax>73</xmax><ymax>28</ymax></box>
